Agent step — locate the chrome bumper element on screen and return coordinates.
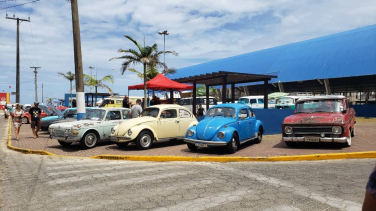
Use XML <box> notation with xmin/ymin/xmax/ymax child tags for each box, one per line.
<box><xmin>50</xmin><ymin>135</ymin><xmax>81</xmax><ymax>143</ymax></box>
<box><xmin>110</xmin><ymin>136</ymin><xmax>132</xmax><ymax>142</ymax></box>
<box><xmin>183</xmin><ymin>138</ymin><xmax>227</xmax><ymax>146</ymax></box>
<box><xmin>281</xmin><ymin>137</ymin><xmax>347</xmax><ymax>143</ymax></box>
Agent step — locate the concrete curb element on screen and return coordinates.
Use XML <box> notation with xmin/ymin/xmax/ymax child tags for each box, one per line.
<box><xmin>6</xmin><ymin>120</ymin><xmax>376</xmax><ymax>162</ymax></box>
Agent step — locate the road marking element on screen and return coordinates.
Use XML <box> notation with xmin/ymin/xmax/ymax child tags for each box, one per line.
<box><xmin>202</xmin><ymin>164</ymin><xmax>362</xmax><ymax>211</ymax></box>
<box><xmin>46</xmin><ymin>162</ymin><xmax>162</xmax><ymax>176</ymax></box>
<box><xmin>54</xmin><ymin>171</ymin><xmax>195</xmax><ymax>197</ymax></box>
<box><xmin>48</xmin><ymin>165</ymin><xmax>183</xmax><ymax>185</ymax></box>
<box><xmin>153</xmin><ymin>189</ymin><xmax>250</xmax><ymax>211</ymax></box>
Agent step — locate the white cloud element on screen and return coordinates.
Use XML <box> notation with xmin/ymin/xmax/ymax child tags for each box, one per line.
<box><xmin>0</xmin><ymin>0</ymin><xmax>375</xmax><ymax>104</ymax></box>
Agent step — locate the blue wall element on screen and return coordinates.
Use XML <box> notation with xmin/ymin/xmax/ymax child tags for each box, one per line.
<box><xmin>253</xmin><ymin>109</ymin><xmax>294</xmax><ymax>135</ymax></box>
<box><xmin>350</xmin><ymin>105</ymin><xmax>376</xmax><ymax>117</ymax></box>
<box><xmin>64</xmin><ymin>94</ymin><xmax>76</xmax><ymax>107</ymax></box>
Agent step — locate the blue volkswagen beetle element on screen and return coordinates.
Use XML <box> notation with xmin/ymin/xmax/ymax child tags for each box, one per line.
<box><xmin>184</xmin><ymin>103</ymin><xmax>264</xmax><ymax>154</ymax></box>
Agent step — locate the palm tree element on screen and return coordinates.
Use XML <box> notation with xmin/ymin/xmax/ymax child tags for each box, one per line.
<box><xmin>83</xmin><ymin>74</ymin><xmax>114</xmax><ymax>105</ymax></box>
<box><xmin>110</xmin><ymin>35</ymin><xmax>177</xmax><ymax>108</ymax></box>
<box><xmin>58</xmin><ymin>71</ymin><xmax>75</xmax><ymax>108</ymax></box>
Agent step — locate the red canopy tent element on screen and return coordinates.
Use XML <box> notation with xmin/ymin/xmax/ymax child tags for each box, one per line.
<box><xmin>128</xmin><ymin>73</ymin><xmax>193</xmax><ymax>91</ymax></box>
<box><xmin>128</xmin><ymin>73</ymin><xmax>193</xmax><ymax>104</ymax></box>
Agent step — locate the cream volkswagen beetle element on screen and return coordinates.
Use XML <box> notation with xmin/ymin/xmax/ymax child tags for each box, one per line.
<box><xmin>110</xmin><ymin>104</ymin><xmax>198</xmax><ymax>150</ymax></box>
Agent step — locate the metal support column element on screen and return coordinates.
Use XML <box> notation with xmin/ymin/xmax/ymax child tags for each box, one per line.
<box><xmin>222</xmin><ymin>76</ymin><xmax>227</xmax><ymax>104</ymax></box>
<box><xmin>206</xmin><ymin>84</ymin><xmax>209</xmax><ymax>111</ymax></box>
<box><xmin>170</xmin><ymin>90</ymin><xmax>174</xmax><ymax>104</ymax></box>
<box><xmin>193</xmin><ymin>81</ymin><xmax>197</xmax><ymax>115</ymax></box>
<box><xmin>264</xmin><ymin>79</ymin><xmax>269</xmax><ymax>109</ymax></box>
<box><xmin>231</xmin><ymin>83</ymin><xmax>235</xmax><ymax>103</ymax></box>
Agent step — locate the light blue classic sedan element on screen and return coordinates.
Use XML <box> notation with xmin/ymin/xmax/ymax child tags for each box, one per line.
<box><xmin>184</xmin><ymin>103</ymin><xmax>264</xmax><ymax>154</ymax></box>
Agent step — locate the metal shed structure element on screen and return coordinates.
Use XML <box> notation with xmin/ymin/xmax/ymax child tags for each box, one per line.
<box><xmin>174</xmin><ymin>71</ymin><xmax>276</xmax><ymax>115</ymax></box>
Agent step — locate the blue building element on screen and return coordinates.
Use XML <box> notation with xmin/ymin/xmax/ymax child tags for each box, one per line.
<box><xmin>171</xmin><ymin>25</ymin><xmax>376</xmax><ymax>97</ymax></box>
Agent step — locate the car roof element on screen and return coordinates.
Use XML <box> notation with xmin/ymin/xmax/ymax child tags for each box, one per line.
<box><xmin>212</xmin><ymin>103</ymin><xmax>250</xmax><ymax>110</ymax></box>
<box><xmin>88</xmin><ymin>107</ymin><xmax>130</xmax><ymax>111</ymax></box>
<box><xmin>148</xmin><ymin>104</ymin><xmax>191</xmax><ymax>110</ymax></box>
<box><xmin>180</xmin><ymin>97</ymin><xmax>215</xmax><ymax>99</ymax></box>
<box><xmin>239</xmin><ymin>96</ymin><xmax>264</xmax><ymax>99</ymax></box>
<box><xmin>297</xmin><ymin>95</ymin><xmax>346</xmax><ymax>102</ymax></box>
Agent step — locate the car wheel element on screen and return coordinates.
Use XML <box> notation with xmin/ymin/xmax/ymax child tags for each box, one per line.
<box><xmin>80</xmin><ymin>132</ymin><xmax>98</xmax><ymax>149</ymax></box>
<box><xmin>58</xmin><ymin>141</ymin><xmax>72</xmax><ymax>147</ymax></box>
<box><xmin>136</xmin><ymin>131</ymin><xmax>153</xmax><ymax>150</ymax></box>
<box><xmin>116</xmin><ymin>142</ymin><xmax>129</xmax><ymax>148</ymax></box>
<box><xmin>22</xmin><ymin>117</ymin><xmax>29</xmax><ymax>124</ymax></box>
<box><xmin>187</xmin><ymin>143</ymin><xmax>198</xmax><ymax>151</ymax></box>
<box><xmin>255</xmin><ymin>127</ymin><xmax>263</xmax><ymax>143</ymax></box>
<box><xmin>226</xmin><ymin>133</ymin><xmax>239</xmax><ymax>154</ymax></box>
<box><xmin>285</xmin><ymin>142</ymin><xmax>296</xmax><ymax>147</ymax></box>
<box><xmin>351</xmin><ymin>126</ymin><xmax>355</xmax><ymax>137</ymax></box>
<box><xmin>344</xmin><ymin>129</ymin><xmax>351</xmax><ymax>147</ymax></box>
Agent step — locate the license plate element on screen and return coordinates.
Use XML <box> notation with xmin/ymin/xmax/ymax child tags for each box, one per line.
<box><xmin>195</xmin><ymin>143</ymin><xmax>207</xmax><ymax>147</ymax></box>
<box><xmin>55</xmin><ymin>131</ymin><xmax>64</xmax><ymax>136</ymax></box>
<box><xmin>305</xmin><ymin>137</ymin><xmax>319</xmax><ymax>142</ymax></box>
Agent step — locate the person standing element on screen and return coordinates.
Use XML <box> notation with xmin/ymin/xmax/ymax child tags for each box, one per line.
<box><xmin>11</xmin><ymin>103</ymin><xmax>24</xmax><ymax>141</ymax></box>
<box><xmin>122</xmin><ymin>96</ymin><xmax>130</xmax><ymax>108</ymax></box>
<box><xmin>28</xmin><ymin>102</ymin><xmax>42</xmax><ymax>139</ymax></box>
<box><xmin>129</xmin><ymin>99</ymin><xmax>142</xmax><ymax>118</ymax></box>
<box><xmin>4</xmin><ymin>105</ymin><xmax>8</xmax><ymax>119</ymax></box>
<box><xmin>196</xmin><ymin>104</ymin><xmax>205</xmax><ymax>118</ymax></box>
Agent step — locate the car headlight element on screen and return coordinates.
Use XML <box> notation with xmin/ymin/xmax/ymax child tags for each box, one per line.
<box><xmin>111</xmin><ymin>127</ymin><xmax>115</xmax><ymax>134</ymax></box>
<box><xmin>284</xmin><ymin>126</ymin><xmax>293</xmax><ymax>134</ymax></box>
<box><xmin>187</xmin><ymin>130</ymin><xmax>194</xmax><ymax>137</ymax></box>
<box><xmin>127</xmin><ymin>129</ymin><xmax>132</xmax><ymax>136</ymax></box>
<box><xmin>217</xmin><ymin>131</ymin><xmax>225</xmax><ymax>139</ymax></box>
<box><xmin>332</xmin><ymin>126</ymin><xmax>342</xmax><ymax>134</ymax></box>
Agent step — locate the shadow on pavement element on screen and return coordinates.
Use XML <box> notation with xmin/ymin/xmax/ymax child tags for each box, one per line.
<box><xmin>272</xmin><ymin>141</ymin><xmax>345</xmax><ymax>150</ymax></box>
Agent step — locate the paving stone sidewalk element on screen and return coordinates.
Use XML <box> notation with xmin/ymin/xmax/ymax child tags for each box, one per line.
<box><xmin>9</xmin><ymin>118</ymin><xmax>376</xmax><ymax>158</ymax></box>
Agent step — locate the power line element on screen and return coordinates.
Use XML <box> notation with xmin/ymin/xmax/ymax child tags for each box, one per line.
<box><xmin>28</xmin><ymin>1</ymin><xmax>39</xmax><ymax>66</ymax></box>
<box><xmin>7</xmin><ymin>18</ymin><xmax>31</xmax><ymax>67</ymax></box>
<box><xmin>0</xmin><ymin>0</ymin><xmax>39</xmax><ymax>10</ymax></box>
<box><xmin>20</xmin><ymin>32</ymin><xmax>34</xmax><ymax>66</ymax></box>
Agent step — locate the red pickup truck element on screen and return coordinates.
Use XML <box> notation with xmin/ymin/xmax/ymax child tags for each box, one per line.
<box><xmin>281</xmin><ymin>95</ymin><xmax>356</xmax><ymax>147</ymax></box>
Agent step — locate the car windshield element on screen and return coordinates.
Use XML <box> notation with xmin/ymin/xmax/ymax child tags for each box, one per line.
<box><xmin>81</xmin><ymin>109</ymin><xmax>106</xmax><ymax>120</ymax></box>
<box><xmin>238</xmin><ymin>98</ymin><xmax>249</xmax><ymax>104</ymax></box>
<box><xmin>141</xmin><ymin>108</ymin><xmax>159</xmax><ymax>117</ymax></box>
<box><xmin>277</xmin><ymin>97</ymin><xmax>294</xmax><ymax>105</ymax></box>
<box><xmin>63</xmin><ymin>109</ymin><xmax>77</xmax><ymax>117</ymax></box>
<box><xmin>296</xmin><ymin>99</ymin><xmax>344</xmax><ymax>113</ymax></box>
<box><xmin>206</xmin><ymin>107</ymin><xmax>236</xmax><ymax>119</ymax></box>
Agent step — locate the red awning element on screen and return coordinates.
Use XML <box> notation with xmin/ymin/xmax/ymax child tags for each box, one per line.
<box><xmin>128</xmin><ymin>74</ymin><xmax>193</xmax><ymax>91</ymax></box>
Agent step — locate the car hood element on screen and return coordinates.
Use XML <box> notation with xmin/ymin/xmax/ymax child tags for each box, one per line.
<box><xmin>196</xmin><ymin>117</ymin><xmax>236</xmax><ymax>140</ymax></box>
<box><xmin>114</xmin><ymin>116</ymin><xmax>156</xmax><ymax>136</ymax></box>
<box><xmin>42</xmin><ymin>115</ymin><xmax>60</xmax><ymax>121</ymax></box>
<box><xmin>50</xmin><ymin>120</ymin><xmax>101</xmax><ymax>129</ymax></box>
<box><xmin>283</xmin><ymin>113</ymin><xmax>345</xmax><ymax>124</ymax></box>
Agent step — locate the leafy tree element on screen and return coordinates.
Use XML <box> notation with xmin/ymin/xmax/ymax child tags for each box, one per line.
<box><xmin>58</xmin><ymin>71</ymin><xmax>75</xmax><ymax>108</ymax></box>
<box><xmin>110</xmin><ymin>35</ymin><xmax>177</xmax><ymax>108</ymax></box>
<box><xmin>83</xmin><ymin>74</ymin><xmax>114</xmax><ymax>105</ymax></box>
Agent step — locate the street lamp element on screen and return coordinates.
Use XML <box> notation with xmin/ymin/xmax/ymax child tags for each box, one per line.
<box><xmin>158</xmin><ymin>30</ymin><xmax>169</xmax><ymax>68</ymax></box>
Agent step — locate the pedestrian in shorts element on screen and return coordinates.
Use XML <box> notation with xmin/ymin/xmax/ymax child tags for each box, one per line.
<box><xmin>28</xmin><ymin>102</ymin><xmax>42</xmax><ymax>139</ymax></box>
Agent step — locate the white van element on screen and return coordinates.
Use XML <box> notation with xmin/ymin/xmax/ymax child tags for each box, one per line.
<box><xmin>237</xmin><ymin>96</ymin><xmax>275</xmax><ymax>109</ymax></box>
<box><xmin>178</xmin><ymin>97</ymin><xmax>218</xmax><ymax>112</ymax></box>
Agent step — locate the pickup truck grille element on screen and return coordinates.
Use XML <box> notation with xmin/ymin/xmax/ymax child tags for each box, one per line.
<box><xmin>292</xmin><ymin>126</ymin><xmax>332</xmax><ymax>134</ymax></box>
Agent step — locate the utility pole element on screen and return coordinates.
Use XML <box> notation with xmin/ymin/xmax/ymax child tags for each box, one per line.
<box><xmin>6</xmin><ymin>16</ymin><xmax>30</xmax><ymax>103</ymax></box>
<box><xmin>41</xmin><ymin>83</ymin><xmax>44</xmax><ymax>105</ymax></box>
<box><xmin>30</xmin><ymin>67</ymin><xmax>41</xmax><ymax>102</ymax></box>
<box><xmin>70</xmin><ymin>0</ymin><xmax>85</xmax><ymax>120</ymax></box>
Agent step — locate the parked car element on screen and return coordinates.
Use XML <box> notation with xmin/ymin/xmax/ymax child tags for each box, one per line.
<box><xmin>110</xmin><ymin>104</ymin><xmax>198</xmax><ymax>150</ymax></box>
<box><xmin>237</xmin><ymin>96</ymin><xmax>274</xmax><ymax>109</ymax></box>
<box><xmin>281</xmin><ymin>95</ymin><xmax>356</xmax><ymax>147</ymax></box>
<box><xmin>184</xmin><ymin>103</ymin><xmax>264</xmax><ymax>154</ymax></box>
<box><xmin>275</xmin><ymin>96</ymin><xmax>301</xmax><ymax>109</ymax></box>
<box><xmin>179</xmin><ymin>97</ymin><xmax>218</xmax><ymax>112</ymax></box>
<box><xmin>49</xmin><ymin>108</ymin><xmax>130</xmax><ymax>148</ymax></box>
<box><xmin>22</xmin><ymin>105</ymin><xmax>54</xmax><ymax>124</ymax></box>
<box><xmin>41</xmin><ymin>108</ymin><xmax>93</xmax><ymax>131</ymax></box>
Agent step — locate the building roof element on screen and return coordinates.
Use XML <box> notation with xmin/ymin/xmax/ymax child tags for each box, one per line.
<box><xmin>129</xmin><ymin>74</ymin><xmax>193</xmax><ymax>91</ymax></box>
<box><xmin>171</xmin><ymin>25</ymin><xmax>376</xmax><ymax>84</ymax></box>
<box><xmin>297</xmin><ymin>95</ymin><xmax>346</xmax><ymax>102</ymax></box>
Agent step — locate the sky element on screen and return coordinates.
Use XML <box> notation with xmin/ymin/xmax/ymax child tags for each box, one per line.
<box><xmin>0</xmin><ymin>0</ymin><xmax>375</xmax><ymax>104</ymax></box>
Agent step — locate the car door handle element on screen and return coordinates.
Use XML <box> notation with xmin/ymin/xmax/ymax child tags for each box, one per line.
<box><xmin>175</xmin><ymin>120</ymin><xmax>179</xmax><ymax>123</ymax></box>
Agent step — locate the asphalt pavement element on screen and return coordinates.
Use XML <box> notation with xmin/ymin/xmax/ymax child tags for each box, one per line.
<box><xmin>0</xmin><ymin>117</ymin><xmax>374</xmax><ymax>211</ymax></box>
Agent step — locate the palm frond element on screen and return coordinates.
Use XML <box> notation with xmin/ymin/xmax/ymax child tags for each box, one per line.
<box><xmin>99</xmin><ymin>75</ymin><xmax>114</xmax><ymax>84</ymax></box>
<box><xmin>117</xmin><ymin>49</ymin><xmax>142</xmax><ymax>58</ymax></box>
<box><xmin>124</xmin><ymin>35</ymin><xmax>143</xmax><ymax>52</ymax></box>
<box><xmin>127</xmin><ymin>68</ymin><xmax>144</xmax><ymax>79</ymax></box>
<box><xmin>97</xmin><ymin>84</ymin><xmax>114</xmax><ymax>95</ymax></box>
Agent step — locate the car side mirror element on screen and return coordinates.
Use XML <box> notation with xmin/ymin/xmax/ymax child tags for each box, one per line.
<box><xmin>239</xmin><ymin>113</ymin><xmax>247</xmax><ymax>119</ymax></box>
<box><xmin>342</xmin><ymin>110</ymin><xmax>347</xmax><ymax>114</ymax></box>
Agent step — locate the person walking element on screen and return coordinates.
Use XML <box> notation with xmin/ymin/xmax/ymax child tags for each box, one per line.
<box><xmin>11</xmin><ymin>103</ymin><xmax>24</xmax><ymax>141</ymax></box>
<box><xmin>28</xmin><ymin>102</ymin><xmax>42</xmax><ymax>139</ymax></box>
<box><xmin>4</xmin><ymin>105</ymin><xmax>8</xmax><ymax>119</ymax></box>
<box><xmin>129</xmin><ymin>99</ymin><xmax>142</xmax><ymax>118</ymax></box>
<box><xmin>122</xmin><ymin>96</ymin><xmax>130</xmax><ymax>108</ymax></box>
